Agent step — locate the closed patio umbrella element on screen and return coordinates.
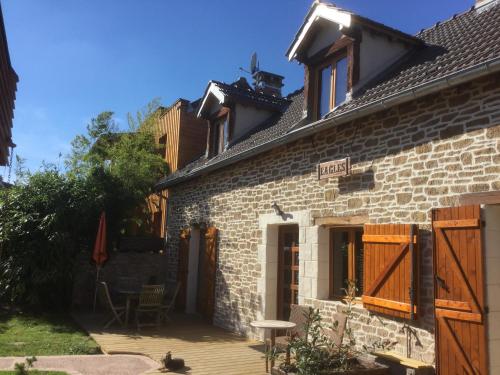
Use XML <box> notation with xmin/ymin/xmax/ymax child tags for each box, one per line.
<box><xmin>92</xmin><ymin>211</ymin><xmax>108</xmax><ymax>311</ymax></box>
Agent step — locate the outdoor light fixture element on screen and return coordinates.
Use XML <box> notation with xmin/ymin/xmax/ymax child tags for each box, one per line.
<box><xmin>272</xmin><ymin>201</ymin><xmax>284</xmax><ymax>217</ymax></box>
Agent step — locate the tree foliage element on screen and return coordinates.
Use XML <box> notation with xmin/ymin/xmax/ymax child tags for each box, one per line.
<box><xmin>0</xmin><ymin>101</ymin><xmax>168</xmax><ymax>308</ymax></box>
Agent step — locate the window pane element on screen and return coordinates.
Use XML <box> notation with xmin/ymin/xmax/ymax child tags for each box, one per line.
<box><xmin>218</xmin><ymin>122</ymin><xmax>225</xmax><ymax>154</ymax></box>
<box><xmin>212</xmin><ymin>123</ymin><xmax>220</xmax><ymax>155</ymax></box>
<box><xmin>223</xmin><ymin>117</ymin><xmax>229</xmax><ymax>148</ymax></box>
<box><xmin>334</xmin><ymin>57</ymin><xmax>348</xmax><ymax>107</ymax></box>
<box><xmin>332</xmin><ymin>231</ymin><xmax>349</xmax><ymax>297</ymax></box>
<box><xmin>354</xmin><ymin>230</ymin><xmax>364</xmax><ymax>296</ymax></box>
<box><xmin>319</xmin><ymin>65</ymin><xmax>332</xmax><ymax>118</ymax></box>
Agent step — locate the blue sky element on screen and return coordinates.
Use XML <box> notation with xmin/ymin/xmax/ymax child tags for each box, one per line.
<box><xmin>2</xmin><ymin>0</ymin><xmax>474</xmax><ymax>177</ymax></box>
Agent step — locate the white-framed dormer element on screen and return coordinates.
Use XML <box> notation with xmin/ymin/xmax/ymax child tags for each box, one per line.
<box><xmin>197</xmin><ymin>76</ymin><xmax>287</xmax><ymax>159</ymax></box>
<box><xmin>287</xmin><ymin>1</ymin><xmax>423</xmax><ymax>121</ymax></box>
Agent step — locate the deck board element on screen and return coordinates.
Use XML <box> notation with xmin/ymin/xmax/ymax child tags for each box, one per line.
<box><xmin>74</xmin><ymin>313</ymin><xmax>269</xmax><ymax>375</ymax></box>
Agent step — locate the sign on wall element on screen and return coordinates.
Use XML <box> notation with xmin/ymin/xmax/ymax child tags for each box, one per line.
<box><xmin>318</xmin><ymin>157</ymin><xmax>350</xmax><ymax>180</ymax></box>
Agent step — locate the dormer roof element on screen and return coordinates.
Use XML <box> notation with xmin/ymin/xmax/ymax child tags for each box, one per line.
<box><xmin>286</xmin><ymin>1</ymin><xmax>423</xmax><ymax>62</ymax></box>
<box><xmin>197</xmin><ymin>78</ymin><xmax>289</xmax><ymax>118</ymax></box>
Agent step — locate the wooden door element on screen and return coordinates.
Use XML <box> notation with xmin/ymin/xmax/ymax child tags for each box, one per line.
<box><xmin>197</xmin><ymin>227</ymin><xmax>218</xmax><ymax>321</ymax></box>
<box><xmin>277</xmin><ymin>225</ymin><xmax>299</xmax><ymax>320</ymax></box>
<box><xmin>176</xmin><ymin>228</ymin><xmax>190</xmax><ymax>311</ymax></box>
<box><xmin>432</xmin><ymin>206</ymin><xmax>487</xmax><ymax>375</ymax></box>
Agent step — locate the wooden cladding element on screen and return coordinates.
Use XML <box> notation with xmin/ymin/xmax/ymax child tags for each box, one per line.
<box><xmin>432</xmin><ymin>205</ymin><xmax>487</xmax><ymax>375</ymax></box>
<box><xmin>362</xmin><ymin>224</ymin><xmax>419</xmax><ymax>319</ymax></box>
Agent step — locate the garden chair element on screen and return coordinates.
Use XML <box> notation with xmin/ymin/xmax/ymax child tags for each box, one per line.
<box><xmin>159</xmin><ymin>282</ymin><xmax>180</xmax><ymax>324</ymax></box>
<box><xmin>97</xmin><ymin>281</ymin><xmax>126</xmax><ymax>329</ymax></box>
<box><xmin>323</xmin><ymin>312</ymin><xmax>348</xmax><ymax>347</ymax></box>
<box><xmin>135</xmin><ymin>284</ymin><xmax>165</xmax><ymax>330</ymax></box>
<box><xmin>267</xmin><ymin>304</ymin><xmax>310</xmax><ymax>365</ymax></box>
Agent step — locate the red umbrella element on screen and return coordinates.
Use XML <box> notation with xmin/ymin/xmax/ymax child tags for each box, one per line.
<box><xmin>92</xmin><ymin>212</ymin><xmax>108</xmax><ymax>311</ymax></box>
<box><xmin>92</xmin><ymin>212</ymin><xmax>108</xmax><ymax>265</ymax></box>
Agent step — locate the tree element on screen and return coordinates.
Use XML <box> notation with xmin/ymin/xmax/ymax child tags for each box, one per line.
<box><xmin>0</xmin><ymin>167</ymin><xmax>100</xmax><ymax>308</ymax></box>
<box><xmin>0</xmin><ymin>100</ymin><xmax>169</xmax><ymax>309</ymax></box>
<box><xmin>66</xmin><ymin>100</ymin><xmax>168</xmax><ymax>237</ymax></box>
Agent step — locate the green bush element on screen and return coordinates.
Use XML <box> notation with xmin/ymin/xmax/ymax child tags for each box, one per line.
<box><xmin>0</xmin><ymin>170</ymin><xmax>101</xmax><ymax>308</ymax></box>
<box><xmin>0</xmin><ymin>103</ymin><xmax>168</xmax><ymax>309</ymax></box>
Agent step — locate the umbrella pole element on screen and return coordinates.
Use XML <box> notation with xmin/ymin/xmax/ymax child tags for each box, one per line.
<box><xmin>93</xmin><ymin>266</ymin><xmax>101</xmax><ymax>312</ymax></box>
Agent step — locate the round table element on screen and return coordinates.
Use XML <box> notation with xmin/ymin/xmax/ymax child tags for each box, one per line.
<box><xmin>250</xmin><ymin>320</ymin><xmax>296</xmax><ymax>373</ymax></box>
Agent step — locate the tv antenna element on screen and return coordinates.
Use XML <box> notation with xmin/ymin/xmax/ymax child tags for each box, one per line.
<box><xmin>239</xmin><ymin>52</ymin><xmax>259</xmax><ymax>75</ymax></box>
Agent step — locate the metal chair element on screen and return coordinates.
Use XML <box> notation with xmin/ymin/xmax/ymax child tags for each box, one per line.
<box><xmin>323</xmin><ymin>312</ymin><xmax>348</xmax><ymax>348</ymax></box>
<box><xmin>97</xmin><ymin>281</ymin><xmax>126</xmax><ymax>329</ymax></box>
<box><xmin>159</xmin><ymin>282</ymin><xmax>181</xmax><ymax>324</ymax></box>
<box><xmin>135</xmin><ymin>284</ymin><xmax>165</xmax><ymax>330</ymax></box>
<box><xmin>267</xmin><ymin>304</ymin><xmax>310</xmax><ymax>366</ymax></box>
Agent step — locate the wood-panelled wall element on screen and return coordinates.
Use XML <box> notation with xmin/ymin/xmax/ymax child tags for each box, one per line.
<box><xmin>154</xmin><ymin>99</ymin><xmax>208</xmax><ymax>238</ymax></box>
<box><xmin>0</xmin><ymin>4</ymin><xmax>18</xmax><ymax>166</ymax></box>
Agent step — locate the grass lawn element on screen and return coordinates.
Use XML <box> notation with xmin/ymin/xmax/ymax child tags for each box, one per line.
<box><xmin>0</xmin><ymin>310</ymin><xmax>100</xmax><ymax>356</ymax></box>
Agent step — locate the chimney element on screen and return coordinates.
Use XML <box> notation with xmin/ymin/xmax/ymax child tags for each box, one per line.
<box><xmin>252</xmin><ymin>70</ymin><xmax>284</xmax><ymax>97</ymax></box>
<box><xmin>475</xmin><ymin>0</ymin><xmax>497</xmax><ymax>8</ymax></box>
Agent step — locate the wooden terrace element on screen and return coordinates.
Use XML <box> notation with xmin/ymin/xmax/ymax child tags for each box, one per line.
<box><xmin>74</xmin><ymin>313</ymin><xmax>268</xmax><ymax>375</ymax></box>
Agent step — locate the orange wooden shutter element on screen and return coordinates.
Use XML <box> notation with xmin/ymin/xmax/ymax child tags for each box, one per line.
<box><xmin>202</xmin><ymin>227</ymin><xmax>218</xmax><ymax>321</ymax></box>
<box><xmin>362</xmin><ymin>224</ymin><xmax>419</xmax><ymax>319</ymax></box>
<box><xmin>205</xmin><ymin>227</ymin><xmax>217</xmax><ymax>318</ymax></box>
<box><xmin>176</xmin><ymin>228</ymin><xmax>190</xmax><ymax>311</ymax></box>
<box><xmin>433</xmin><ymin>205</ymin><xmax>487</xmax><ymax>375</ymax></box>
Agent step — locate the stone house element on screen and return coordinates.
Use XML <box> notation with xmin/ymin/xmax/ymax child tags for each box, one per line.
<box><xmin>156</xmin><ymin>1</ymin><xmax>500</xmax><ymax>373</ymax></box>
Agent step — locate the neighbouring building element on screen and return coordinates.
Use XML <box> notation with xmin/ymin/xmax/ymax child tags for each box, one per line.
<box><xmin>0</xmin><ymin>3</ymin><xmax>18</xmax><ymax>166</ymax></box>
<box><xmin>149</xmin><ymin>99</ymin><xmax>208</xmax><ymax>238</ymax></box>
<box><xmin>156</xmin><ymin>1</ymin><xmax>500</xmax><ymax>373</ymax></box>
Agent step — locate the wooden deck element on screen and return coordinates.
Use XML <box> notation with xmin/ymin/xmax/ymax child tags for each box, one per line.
<box><xmin>74</xmin><ymin>313</ymin><xmax>268</xmax><ymax>375</ymax></box>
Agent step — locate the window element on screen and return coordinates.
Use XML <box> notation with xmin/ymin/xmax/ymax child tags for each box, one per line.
<box><xmin>317</xmin><ymin>55</ymin><xmax>348</xmax><ymax>118</ymax></box>
<box><xmin>330</xmin><ymin>227</ymin><xmax>364</xmax><ymax>298</ymax></box>
<box><xmin>210</xmin><ymin>115</ymin><xmax>228</xmax><ymax>156</ymax></box>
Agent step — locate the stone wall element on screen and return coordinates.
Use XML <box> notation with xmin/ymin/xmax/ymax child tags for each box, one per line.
<box><xmin>165</xmin><ymin>73</ymin><xmax>500</xmax><ymax>364</ymax></box>
<box><xmin>72</xmin><ymin>252</ymin><xmax>169</xmax><ymax>309</ymax></box>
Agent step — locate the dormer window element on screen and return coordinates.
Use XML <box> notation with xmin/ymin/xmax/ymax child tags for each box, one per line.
<box><xmin>318</xmin><ymin>54</ymin><xmax>348</xmax><ymax>118</ymax></box>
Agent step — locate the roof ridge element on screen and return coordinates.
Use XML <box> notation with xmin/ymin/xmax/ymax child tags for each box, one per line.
<box><xmin>285</xmin><ymin>87</ymin><xmax>304</xmax><ymax>99</ymax></box>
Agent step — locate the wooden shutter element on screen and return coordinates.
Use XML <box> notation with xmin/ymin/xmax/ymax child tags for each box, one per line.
<box><xmin>433</xmin><ymin>206</ymin><xmax>487</xmax><ymax>375</ymax></box>
<box><xmin>176</xmin><ymin>228</ymin><xmax>190</xmax><ymax>311</ymax></box>
<box><xmin>200</xmin><ymin>227</ymin><xmax>218</xmax><ymax>321</ymax></box>
<box><xmin>362</xmin><ymin>224</ymin><xmax>419</xmax><ymax>319</ymax></box>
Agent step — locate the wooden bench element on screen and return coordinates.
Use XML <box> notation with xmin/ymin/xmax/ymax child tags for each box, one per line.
<box><xmin>373</xmin><ymin>351</ymin><xmax>434</xmax><ymax>375</ymax></box>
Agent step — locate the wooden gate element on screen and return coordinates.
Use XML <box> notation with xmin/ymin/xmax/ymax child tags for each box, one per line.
<box><xmin>176</xmin><ymin>228</ymin><xmax>190</xmax><ymax>311</ymax></box>
<box><xmin>432</xmin><ymin>206</ymin><xmax>487</xmax><ymax>375</ymax></box>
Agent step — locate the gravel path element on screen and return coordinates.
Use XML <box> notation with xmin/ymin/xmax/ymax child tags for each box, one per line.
<box><xmin>0</xmin><ymin>354</ymin><xmax>161</xmax><ymax>375</ymax></box>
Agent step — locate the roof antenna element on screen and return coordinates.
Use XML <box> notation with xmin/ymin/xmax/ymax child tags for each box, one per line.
<box><xmin>239</xmin><ymin>52</ymin><xmax>259</xmax><ymax>76</ymax></box>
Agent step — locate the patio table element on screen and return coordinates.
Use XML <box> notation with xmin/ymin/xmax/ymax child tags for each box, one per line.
<box><xmin>250</xmin><ymin>319</ymin><xmax>296</xmax><ymax>373</ymax></box>
<box><xmin>117</xmin><ymin>290</ymin><xmax>140</xmax><ymax>328</ymax></box>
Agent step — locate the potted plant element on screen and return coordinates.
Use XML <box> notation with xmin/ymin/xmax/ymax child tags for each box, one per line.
<box><xmin>270</xmin><ymin>282</ymin><xmax>390</xmax><ymax>375</ymax></box>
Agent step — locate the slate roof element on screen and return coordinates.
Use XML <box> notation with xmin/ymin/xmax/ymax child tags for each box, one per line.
<box><xmin>156</xmin><ymin>88</ymin><xmax>304</xmax><ymax>187</ymax></box>
<box><xmin>156</xmin><ymin>2</ymin><xmax>500</xmax><ymax>189</ymax></box>
<box><xmin>325</xmin><ymin>1</ymin><xmax>500</xmax><ymax>120</ymax></box>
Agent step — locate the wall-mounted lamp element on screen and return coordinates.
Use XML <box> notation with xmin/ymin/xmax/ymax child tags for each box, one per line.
<box><xmin>272</xmin><ymin>201</ymin><xmax>284</xmax><ymax>217</ymax></box>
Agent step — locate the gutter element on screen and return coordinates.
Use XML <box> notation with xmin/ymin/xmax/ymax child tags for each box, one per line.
<box><xmin>156</xmin><ymin>56</ymin><xmax>500</xmax><ymax>190</ymax></box>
